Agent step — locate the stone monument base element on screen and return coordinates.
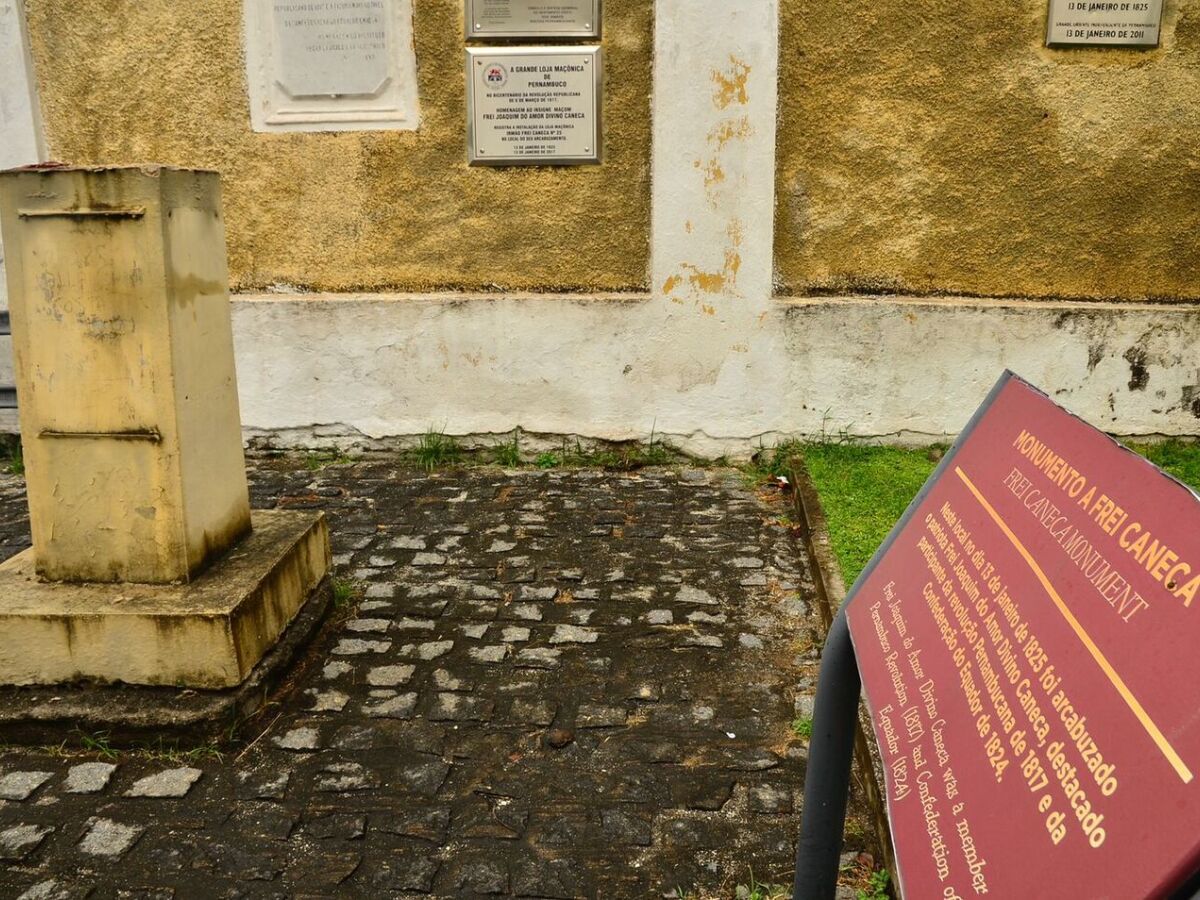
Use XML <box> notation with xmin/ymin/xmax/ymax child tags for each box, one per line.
<box><xmin>0</xmin><ymin>577</ymin><xmax>332</xmax><ymax>745</ymax></box>
<box><xmin>0</xmin><ymin>508</ymin><xmax>330</xmax><ymax>685</ymax></box>
<box><xmin>0</xmin><ymin>510</ymin><xmax>332</xmax><ymax>743</ymax></box>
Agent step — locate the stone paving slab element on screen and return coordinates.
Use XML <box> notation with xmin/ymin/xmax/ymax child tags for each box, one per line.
<box><xmin>0</xmin><ymin>461</ymin><xmax>826</xmax><ymax>898</ymax></box>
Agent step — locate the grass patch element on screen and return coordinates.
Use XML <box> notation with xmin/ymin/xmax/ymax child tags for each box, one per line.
<box><xmin>791</xmin><ymin>716</ymin><xmax>813</xmax><ymax>740</ymax></box>
<box><xmin>1127</xmin><ymin>439</ymin><xmax>1200</xmax><ymax>493</ymax></box>
<box><xmin>408</xmin><ymin>428</ymin><xmax>462</xmax><ymax>472</ymax></box>
<box><xmin>803</xmin><ymin>439</ymin><xmax>1200</xmax><ymax>588</ymax></box>
<box><xmin>802</xmin><ymin>444</ymin><xmax>940</xmax><ymax>585</ymax></box>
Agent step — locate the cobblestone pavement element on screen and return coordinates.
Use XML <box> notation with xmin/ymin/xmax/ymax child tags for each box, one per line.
<box><xmin>0</xmin><ymin>460</ymin><xmax>825</xmax><ymax>899</ymax></box>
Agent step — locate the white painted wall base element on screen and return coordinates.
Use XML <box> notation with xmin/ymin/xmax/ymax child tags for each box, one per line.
<box><xmin>0</xmin><ymin>0</ymin><xmax>46</xmax><ymax>313</ymax></box>
<box><xmin>232</xmin><ymin>293</ymin><xmax>1200</xmax><ymax>458</ymax></box>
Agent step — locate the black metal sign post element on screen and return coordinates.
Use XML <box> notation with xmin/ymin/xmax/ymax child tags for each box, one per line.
<box><xmin>790</xmin><ymin>608</ymin><xmax>861</xmax><ymax>900</ymax></box>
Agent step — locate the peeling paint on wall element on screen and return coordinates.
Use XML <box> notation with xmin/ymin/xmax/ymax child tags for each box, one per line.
<box><xmin>661</xmin><ymin>221</ymin><xmax>744</xmax><ymax>303</ymax></box>
<box><xmin>712</xmin><ymin>55</ymin><xmax>751</xmax><ymax>109</ymax></box>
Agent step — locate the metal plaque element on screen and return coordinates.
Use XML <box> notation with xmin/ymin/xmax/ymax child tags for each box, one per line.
<box><xmin>1046</xmin><ymin>0</ymin><xmax>1163</xmax><ymax>47</ymax></box>
<box><xmin>465</xmin><ymin>0</ymin><xmax>600</xmax><ymax>39</ymax></box>
<box><xmin>466</xmin><ymin>46</ymin><xmax>601</xmax><ymax>166</ymax></box>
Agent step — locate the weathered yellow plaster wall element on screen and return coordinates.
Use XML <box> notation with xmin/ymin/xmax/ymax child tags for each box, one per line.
<box><xmin>25</xmin><ymin>0</ymin><xmax>652</xmax><ymax>293</ymax></box>
<box><xmin>775</xmin><ymin>0</ymin><xmax>1200</xmax><ymax>302</ymax></box>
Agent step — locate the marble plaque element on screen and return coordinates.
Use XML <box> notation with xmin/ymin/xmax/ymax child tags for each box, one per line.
<box><xmin>244</xmin><ymin>0</ymin><xmax>420</xmax><ymax>132</ymax></box>
<box><xmin>1047</xmin><ymin>0</ymin><xmax>1163</xmax><ymax>47</ymax></box>
<box><xmin>466</xmin><ymin>46</ymin><xmax>601</xmax><ymax>165</ymax></box>
<box><xmin>273</xmin><ymin>0</ymin><xmax>391</xmax><ymax>97</ymax></box>
<box><xmin>465</xmin><ymin>0</ymin><xmax>600</xmax><ymax>39</ymax></box>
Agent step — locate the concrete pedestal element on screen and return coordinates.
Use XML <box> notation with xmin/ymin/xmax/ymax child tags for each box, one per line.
<box><xmin>0</xmin><ymin>165</ymin><xmax>252</xmax><ymax>584</ymax></box>
<box><xmin>0</xmin><ymin>510</ymin><xmax>330</xmax><ymax>688</ymax></box>
<box><xmin>0</xmin><ymin>165</ymin><xmax>333</xmax><ymax>706</ymax></box>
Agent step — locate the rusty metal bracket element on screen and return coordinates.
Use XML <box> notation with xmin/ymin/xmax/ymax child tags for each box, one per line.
<box><xmin>18</xmin><ymin>207</ymin><xmax>146</xmax><ymax>219</ymax></box>
<box><xmin>39</xmin><ymin>429</ymin><xmax>162</xmax><ymax>443</ymax></box>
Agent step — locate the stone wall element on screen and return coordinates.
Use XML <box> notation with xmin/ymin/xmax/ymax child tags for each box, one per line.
<box><xmin>5</xmin><ymin>0</ymin><xmax>1198</xmax><ymax>451</ymax></box>
<box><xmin>774</xmin><ymin>0</ymin><xmax>1200</xmax><ymax>302</ymax></box>
<box><xmin>24</xmin><ymin>0</ymin><xmax>653</xmax><ymax>293</ymax></box>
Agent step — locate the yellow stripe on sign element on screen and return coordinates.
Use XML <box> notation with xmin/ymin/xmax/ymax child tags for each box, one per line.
<box><xmin>954</xmin><ymin>466</ymin><xmax>1193</xmax><ymax>784</ymax></box>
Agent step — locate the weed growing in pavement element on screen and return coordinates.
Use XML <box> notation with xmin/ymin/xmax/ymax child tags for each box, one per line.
<box><xmin>634</xmin><ymin>428</ymin><xmax>677</xmax><ymax>467</ymax></box>
<box><xmin>855</xmin><ymin>868</ymin><xmax>890</xmax><ymax>900</ymax></box>
<box><xmin>735</xmin><ymin>871</ymin><xmax>790</xmax><ymax>900</ymax></box>
<box><xmin>545</xmin><ymin>430</ymin><xmax>681</xmax><ymax>471</ymax></box>
<box><xmin>740</xmin><ymin>439</ymin><xmax>805</xmax><ymax>487</ymax></box>
<box><xmin>4</xmin><ymin>445</ymin><xmax>23</xmax><ymax>476</ymax></box>
<box><xmin>409</xmin><ymin>428</ymin><xmax>462</xmax><ymax>471</ymax></box>
<box><xmin>130</xmin><ymin>737</ymin><xmax>224</xmax><ymax>765</ymax></box>
<box><xmin>791</xmin><ymin>716</ymin><xmax>814</xmax><ymax>739</ymax></box>
<box><xmin>332</xmin><ymin>577</ymin><xmax>359</xmax><ymax>609</ymax></box>
<box><xmin>75</xmin><ymin>729</ymin><xmax>119</xmax><ymax>761</ymax></box>
<box><xmin>559</xmin><ymin>442</ymin><xmax>616</xmax><ymax>468</ymax></box>
<box><xmin>493</xmin><ymin>429</ymin><xmax>523</xmax><ymax>467</ymax></box>
<box><xmin>52</xmin><ymin>731</ymin><xmax>223</xmax><ymax>764</ymax></box>
<box><xmin>303</xmin><ymin>449</ymin><xmax>353</xmax><ymax>470</ymax></box>
<box><xmin>285</xmin><ymin>427</ymin><xmax>704</xmax><ymax>473</ymax></box>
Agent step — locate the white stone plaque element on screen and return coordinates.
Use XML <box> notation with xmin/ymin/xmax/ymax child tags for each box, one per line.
<box><xmin>244</xmin><ymin>0</ymin><xmax>420</xmax><ymax>133</ymax></box>
<box><xmin>466</xmin><ymin>46</ymin><xmax>601</xmax><ymax>166</ymax></box>
<box><xmin>1046</xmin><ymin>0</ymin><xmax>1164</xmax><ymax>47</ymax></box>
<box><xmin>274</xmin><ymin>0</ymin><xmax>390</xmax><ymax>96</ymax></box>
<box><xmin>465</xmin><ymin>0</ymin><xmax>600</xmax><ymax>39</ymax></box>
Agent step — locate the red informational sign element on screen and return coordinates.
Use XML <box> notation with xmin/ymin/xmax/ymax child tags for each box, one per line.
<box><xmin>847</xmin><ymin>373</ymin><xmax>1200</xmax><ymax>899</ymax></box>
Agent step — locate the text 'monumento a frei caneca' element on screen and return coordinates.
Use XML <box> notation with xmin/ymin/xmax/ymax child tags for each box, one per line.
<box><xmin>847</xmin><ymin>373</ymin><xmax>1200</xmax><ymax>897</ymax></box>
